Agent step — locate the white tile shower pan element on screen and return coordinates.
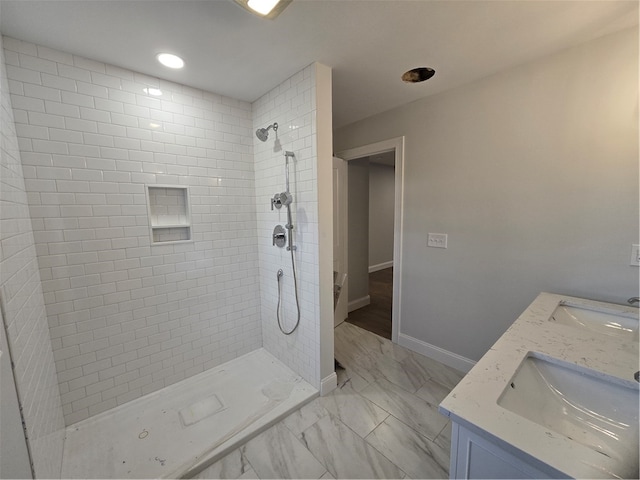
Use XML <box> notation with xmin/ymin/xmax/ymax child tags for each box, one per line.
<box><xmin>61</xmin><ymin>348</ymin><xmax>317</xmax><ymax>478</ymax></box>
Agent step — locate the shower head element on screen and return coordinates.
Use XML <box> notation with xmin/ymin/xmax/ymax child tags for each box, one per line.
<box><xmin>256</xmin><ymin>128</ymin><xmax>269</xmax><ymax>142</ymax></box>
<box><xmin>256</xmin><ymin>122</ymin><xmax>278</xmax><ymax>142</ymax></box>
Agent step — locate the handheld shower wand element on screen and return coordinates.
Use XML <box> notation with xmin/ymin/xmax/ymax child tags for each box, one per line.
<box><xmin>275</xmin><ymin>150</ymin><xmax>300</xmax><ymax>335</ymax></box>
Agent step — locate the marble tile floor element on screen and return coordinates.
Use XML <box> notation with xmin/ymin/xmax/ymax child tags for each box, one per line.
<box><xmin>192</xmin><ymin>322</ymin><xmax>465</xmax><ymax>479</ymax></box>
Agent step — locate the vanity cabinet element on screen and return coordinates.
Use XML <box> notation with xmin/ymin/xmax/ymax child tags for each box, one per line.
<box><xmin>440</xmin><ymin>293</ymin><xmax>639</xmax><ymax>480</ymax></box>
<box><xmin>449</xmin><ymin>422</ymin><xmax>563</xmax><ymax>479</ymax></box>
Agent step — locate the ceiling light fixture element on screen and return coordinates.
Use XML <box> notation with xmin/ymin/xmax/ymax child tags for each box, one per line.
<box><xmin>156</xmin><ymin>53</ymin><xmax>184</xmax><ymax>69</ymax></box>
<box><xmin>234</xmin><ymin>0</ymin><xmax>292</xmax><ymax>19</ymax></box>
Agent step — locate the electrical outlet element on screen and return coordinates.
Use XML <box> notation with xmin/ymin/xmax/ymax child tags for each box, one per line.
<box><xmin>428</xmin><ymin>233</ymin><xmax>447</xmax><ymax>249</ymax></box>
<box><xmin>630</xmin><ymin>244</ymin><xmax>640</xmax><ymax>267</ymax></box>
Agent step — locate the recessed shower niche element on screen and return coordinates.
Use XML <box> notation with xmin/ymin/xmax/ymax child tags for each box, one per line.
<box><xmin>146</xmin><ymin>185</ymin><xmax>192</xmax><ymax>244</ymax></box>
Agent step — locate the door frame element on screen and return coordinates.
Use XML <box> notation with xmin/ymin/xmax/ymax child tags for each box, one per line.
<box><xmin>336</xmin><ymin>136</ymin><xmax>405</xmax><ymax>343</ymax></box>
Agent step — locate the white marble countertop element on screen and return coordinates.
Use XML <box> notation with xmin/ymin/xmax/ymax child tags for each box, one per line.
<box><xmin>439</xmin><ymin>292</ymin><xmax>639</xmax><ymax>479</ymax></box>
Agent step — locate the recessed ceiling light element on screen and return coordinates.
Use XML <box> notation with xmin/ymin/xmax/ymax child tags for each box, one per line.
<box><xmin>248</xmin><ymin>0</ymin><xmax>279</xmax><ymax>15</ymax></box>
<box><xmin>156</xmin><ymin>53</ymin><xmax>184</xmax><ymax>69</ymax></box>
<box><xmin>401</xmin><ymin>67</ymin><xmax>435</xmax><ymax>83</ymax></box>
<box><xmin>234</xmin><ymin>0</ymin><xmax>292</xmax><ymax>19</ymax></box>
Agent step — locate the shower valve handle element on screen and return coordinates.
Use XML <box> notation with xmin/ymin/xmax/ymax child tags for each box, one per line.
<box><xmin>271</xmin><ymin>193</ymin><xmax>283</xmax><ymax>210</ymax></box>
<box><xmin>273</xmin><ymin>233</ymin><xmax>286</xmax><ymax>245</ymax></box>
<box><xmin>272</xmin><ymin>225</ymin><xmax>286</xmax><ymax>248</ymax></box>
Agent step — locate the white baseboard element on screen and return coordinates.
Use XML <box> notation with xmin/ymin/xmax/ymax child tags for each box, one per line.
<box><xmin>368</xmin><ymin>261</ymin><xmax>393</xmax><ymax>273</ymax></box>
<box><xmin>348</xmin><ymin>295</ymin><xmax>370</xmax><ymax>312</ymax></box>
<box><xmin>320</xmin><ymin>372</ymin><xmax>337</xmax><ymax>396</ymax></box>
<box><xmin>398</xmin><ymin>333</ymin><xmax>476</xmax><ymax>373</ymax></box>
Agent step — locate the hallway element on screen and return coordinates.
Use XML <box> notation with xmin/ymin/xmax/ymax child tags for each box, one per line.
<box><xmin>346</xmin><ymin>268</ymin><xmax>393</xmax><ymax>339</ymax></box>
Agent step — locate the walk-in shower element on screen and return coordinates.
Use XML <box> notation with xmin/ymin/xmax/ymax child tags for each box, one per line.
<box><xmin>58</xmin><ymin>139</ymin><xmax>312</xmax><ymax>480</ymax></box>
<box><xmin>2</xmin><ymin>33</ymin><xmax>323</xmax><ymax>480</ymax></box>
<box><xmin>57</xmin><ymin>141</ymin><xmax>313</xmax><ymax>480</ymax></box>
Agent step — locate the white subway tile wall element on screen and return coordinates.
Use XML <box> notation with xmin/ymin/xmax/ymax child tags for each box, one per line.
<box><xmin>253</xmin><ymin>65</ymin><xmax>321</xmax><ymax>389</ymax></box>
<box><xmin>0</xmin><ymin>36</ymin><xmax>66</xmax><ymax>477</ymax></box>
<box><xmin>4</xmin><ymin>37</ymin><xmax>263</xmax><ymax>424</ymax></box>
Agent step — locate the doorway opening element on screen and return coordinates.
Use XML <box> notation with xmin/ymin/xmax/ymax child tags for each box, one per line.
<box><xmin>346</xmin><ymin>265</ymin><xmax>394</xmax><ymax>339</ymax></box>
<box><xmin>334</xmin><ymin>137</ymin><xmax>404</xmax><ymax>343</ymax></box>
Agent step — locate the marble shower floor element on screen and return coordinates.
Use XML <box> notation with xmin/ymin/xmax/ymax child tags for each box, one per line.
<box><xmin>61</xmin><ymin>349</ymin><xmax>317</xmax><ymax>479</ymax></box>
<box><xmin>193</xmin><ymin>322</ymin><xmax>465</xmax><ymax>479</ymax></box>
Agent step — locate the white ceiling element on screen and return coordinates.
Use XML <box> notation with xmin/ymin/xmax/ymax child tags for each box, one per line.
<box><xmin>1</xmin><ymin>0</ymin><xmax>637</xmax><ymax>128</ymax></box>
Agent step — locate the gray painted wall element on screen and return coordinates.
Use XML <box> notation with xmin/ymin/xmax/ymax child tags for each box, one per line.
<box><xmin>335</xmin><ymin>28</ymin><xmax>639</xmax><ymax>362</ymax></box>
<box><xmin>369</xmin><ymin>163</ymin><xmax>395</xmax><ymax>268</ymax></box>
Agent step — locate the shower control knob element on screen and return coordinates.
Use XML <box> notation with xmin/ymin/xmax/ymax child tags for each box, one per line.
<box><xmin>272</xmin><ymin>225</ymin><xmax>286</xmax><ymax>248</ymax></box>
<box><xmin>271</xmin><ymin>193</ymin><xmax>283</xmax><ymax>210</ymax></box>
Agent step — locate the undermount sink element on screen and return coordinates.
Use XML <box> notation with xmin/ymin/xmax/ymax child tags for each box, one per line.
<box><xmin>549</xmin><ymin>303</ymin><xmax>639</xmax><ymax>342</ymax></box>
<box><xmin>498</xmin><ymin>353</ymin><xmax>639</xmax><ymax>479</ymax></box>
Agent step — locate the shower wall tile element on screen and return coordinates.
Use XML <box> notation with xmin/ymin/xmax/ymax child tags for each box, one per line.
<box><xmin>252</xmin><ymin>65</ymin><xmax>321</xmax><ymax>388</ymax></box>
<box><xmin>0</xmin><ymin>36</ymin><xmax>66</xmax><ymax>477</ymax></box>
<box><xmin>4</xmin><ymin>36</ymin><xmax>262</xmax><ymax>425</ymax></box>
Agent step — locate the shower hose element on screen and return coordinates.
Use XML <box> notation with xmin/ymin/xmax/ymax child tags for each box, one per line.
<box><xmin>276</xmin><ymin>208</ymin><xmax>301</xmax><ymax>335</ymax></box>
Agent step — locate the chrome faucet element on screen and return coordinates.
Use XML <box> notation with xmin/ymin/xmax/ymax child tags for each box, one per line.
<box><xmin>627</xmin><ymin>297</ymin><xmax>640</xmax><ymax>305</ymax></box>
